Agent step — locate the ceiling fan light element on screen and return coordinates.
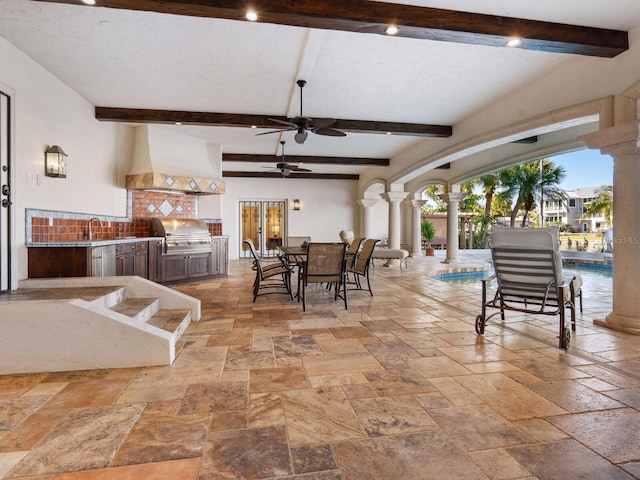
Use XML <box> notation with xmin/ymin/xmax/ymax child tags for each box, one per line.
<box><xmin>294</xmin><ymin>130</ymin><xmax>308</xmax><ymax>144</ymax></box>
<box><xmin>246</xmin><ymin>10</ymin><xmax>258</xmax><ymax>21</ymax></box>
<box><xmin>282</xmin><ymin>169</ymin><xmax>291</xmax><ymax>177</ymax></box>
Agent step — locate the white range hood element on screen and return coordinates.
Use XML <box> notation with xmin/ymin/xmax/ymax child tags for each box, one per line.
<box><xmin>126</xmin><ymin>124</ymin><xmax>225</xmax><ymax>195</ymax></box>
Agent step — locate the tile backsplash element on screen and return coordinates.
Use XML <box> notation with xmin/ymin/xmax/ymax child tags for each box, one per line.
<box><xmin>27</xmin><ymin>190</ymin><xmax>223</xmax><ymax>243</ymax></box>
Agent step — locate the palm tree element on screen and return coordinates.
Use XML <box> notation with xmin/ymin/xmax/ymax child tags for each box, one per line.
<box><xmin>500</xmin><ymin>159</ymin><xmax>566</xmax><ymax>227</ymax></box>
<box><xmin>474</xmin><ymin>173</ymin><xmax>501</xmax><ymax>246</ymax></box>
<box><xmin>479</xmin><ymin>173</ymin><xmax>500</xmax><ymax>218</ymax></box>
<box><xmin>422</xmin><ymin>184</ymin><xmax>446</xmax><ymax>212</ymax></box>
<box><xmin>581</xmin><ymin>185</ymin><xmax>613</xmax><ymax>228</ymax></box>
<box><xmin>499</xmin><ymin>164</ymin><xmax>535</xmax><ymax>227</ymax></box>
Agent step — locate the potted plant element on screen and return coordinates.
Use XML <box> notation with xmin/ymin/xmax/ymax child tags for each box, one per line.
<box><xmin>421</xmin><ymin>220</ymin><xmax>436</xmax><ymax>256</ymax></box>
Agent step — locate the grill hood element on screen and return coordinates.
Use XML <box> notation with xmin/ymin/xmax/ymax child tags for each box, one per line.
<box><xmin>126</xmin><ymin>125</ymin><xmax>225</xmax><ymax>195</ymax></box>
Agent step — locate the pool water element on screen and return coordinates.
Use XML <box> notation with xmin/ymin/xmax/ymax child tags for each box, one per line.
<box><xmin>434</xmin><ymin>267</ymin><xmax>612</xmax><ymax>300</ymax></box>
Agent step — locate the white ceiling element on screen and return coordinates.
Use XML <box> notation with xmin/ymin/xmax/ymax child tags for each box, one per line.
<box><xmin>2</xmin><ymin>0</ymin><xmax>640</xmax><ymax>176</ymax></box>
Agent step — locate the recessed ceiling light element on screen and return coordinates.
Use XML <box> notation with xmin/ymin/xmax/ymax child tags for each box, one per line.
<box><xmin>246</xmin><ymin>10</ymin><xmax>258</xmax><ymax>21</ymax></box>
<box><xmin>385</xmin><ymin>25</ymin><xmax>399</xmax><ymax>35</ymax></box>
<box><xmin>506</xmin><ymin>37</ymin><xmax>522</xmax><ymax>47</ymax></box>
<box><xmin>82</xmin><ymin>0</ymin><xmax>96</xmax><ymax>4</ymax></box>
<box><xmin>386</xmin><ymin>132</ymin><xmax>392</xmax><ymax>135</ymax></box>
<box><xmin>175</xmin><ymin>122</ymin><xmax>182</xmax><ymax>125</ymax></box>
<box><xmin>251</xmin><ymin>125</ymin><xmax>257</xmax><ymax>129</ymax></box>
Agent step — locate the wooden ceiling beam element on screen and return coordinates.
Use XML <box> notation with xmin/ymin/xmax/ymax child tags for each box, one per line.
<box><xmin>35</xmin><ymin>0</ymin><xmax>628</xmax><ymax>57</ymax></box>
<box><xmin>222</xmin><ymin>171</ymin><xmax>359</xmax><ymax>180</ymax></box>
<box><xmin>222</xmin><ymin>154</ymin><xmax>389</xmax><ymax>166</ymax></box>
<box><xmin>95</xmin><ymin>107</ymin><xmax>452</xmax><ymax>137</ymax></box>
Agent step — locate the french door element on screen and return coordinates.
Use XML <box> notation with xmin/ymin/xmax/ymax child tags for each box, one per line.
<box><xmin>240</xmin><ymin>201</ymin><xmax>286</xmax><ymax>259</ymax></box>
<box><xmin>0</xmin><ymin>91</ymin><xmax>12</xmax><ymax>292</ymax></box>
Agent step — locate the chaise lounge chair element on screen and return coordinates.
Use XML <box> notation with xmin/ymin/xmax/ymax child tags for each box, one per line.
<box><xmin>475</xmin><ymin>227</ymin><xmax>580</xmax><ymax>350</ymax></box>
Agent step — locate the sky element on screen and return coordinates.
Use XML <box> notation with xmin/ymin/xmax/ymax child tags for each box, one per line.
<box><xmin>550</xmin><ymin>149</ymin><xmax>613</xmax><ymax>191</ymax></box>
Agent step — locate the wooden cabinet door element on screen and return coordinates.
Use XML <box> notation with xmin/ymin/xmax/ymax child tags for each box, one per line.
<box><xmin>133</xmin><ymin>242</ymin><xmax>148</xmax><ymax>278</ymax></box>
<box><xmin>187</xmin><ymin>253</ymin><xmax>212</xmax><ymax>278</ymax></box>
<box><xmin>28</xmin><ymin>247</ymin><xmax>90</xmax><ymax>278</ymax></box>
<box><xmin>148</xmin><ymin>240</ymin><xmax>163</xmax><ymax>282</ymax></box>
<box><xmin>210</xmin><ymin>237</ymin><xmax>229</xmax><ymax>275</ymax></box>
<box><xmin>162</xmin><ymin>255</ymin><xmax>188</xmax><ymax>283</ymax></box>
<box><xmin>115</xmin><ymin>243</ymin><xmax>136</xmax><ymax>276</ymax></box>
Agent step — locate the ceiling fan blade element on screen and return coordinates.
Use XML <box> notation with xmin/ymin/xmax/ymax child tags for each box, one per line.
<box><xmin>308</xmin><ymin>118</ymin><xmax>337</xmax><ymax>129</ymax></box>
<box><xmin>313</xmin><ymin>127</ymin><xmax>347</xmax><ymax>137</ymax></box>
<box><xmin>268</xmin><ymin>117</ymin><xmax>298</xmax><ymax>127</ymax></box>
<box><xmin>255</xmin><ymin>128</ymin><xmax>294</xmax><ymax>136</ymax></box>
<box><xmin>288</xmin><ymin>164</ymin><xmax>312</xmax><ymax>172</ymax></box>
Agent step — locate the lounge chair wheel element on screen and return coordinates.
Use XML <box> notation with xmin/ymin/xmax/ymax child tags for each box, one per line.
<box><xmin>562</xmin><ymin>328</ymin><xmax>571</xmax><ymax>350</ymax></box>
<box><xmin>475</xmin><ymin>315</ymin><xmax>485</xmax><ymax>335</ymax></box>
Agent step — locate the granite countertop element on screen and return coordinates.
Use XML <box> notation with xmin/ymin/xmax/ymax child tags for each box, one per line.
<box><xmin>27</xmin><ymin>235</ymin><xmax>228</xmax><ymax>248</ymax></box>
<box><xmin>26</xmin><ymin>237</ymin><xmax>162</xmax><ymax>247</ymax></box>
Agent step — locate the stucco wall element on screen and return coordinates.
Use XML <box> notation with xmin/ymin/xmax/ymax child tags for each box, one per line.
<box><xmin>0</xmin><ymin>37</ymin><xmax>128</xmax><ymax>282</ymax></box>
<box><xmin>220</xmin><ymin>177</ymin><xmax>359</xmax><ymax>259</ymax></box>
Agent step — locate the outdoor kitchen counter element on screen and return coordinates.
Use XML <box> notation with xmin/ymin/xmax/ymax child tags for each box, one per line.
<box><xmin>26</xmin><ymin>237</ymin><xmax>160</xmax><ymax>247</ymax></box>
<box><xmin>27</xmin><ymin>236</ymin><xmax>228</xmax><ymax>282</ymax></box>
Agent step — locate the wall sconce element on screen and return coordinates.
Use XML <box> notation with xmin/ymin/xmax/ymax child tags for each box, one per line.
<box><xmin>293</xmin><ymin>199</ymin><xmax>300</xmax><ymax>211</ymax></box>
<box><xmin>45</xmin><ymin>145</ymin><xmax>68</xmax><ymax>178</ymax></box>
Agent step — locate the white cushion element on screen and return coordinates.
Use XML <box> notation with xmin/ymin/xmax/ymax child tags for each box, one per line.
<box><xmin>490</xmin><ymin>227</ymin><xmax>562</xmax><ymax>285</ymax></box>
<box><xmin>339</xmin><ymin>230</ymin><xmax>355</xmax><ymax>245</ymax></box>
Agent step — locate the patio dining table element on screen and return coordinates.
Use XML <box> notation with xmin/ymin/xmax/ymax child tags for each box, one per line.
<box><xmin>277</xmin><ymin>245</ymin><xmax>355</xmax><ymax>266</ymax></box>
<box><xmin>277</xmin><ymin>244</ymin><xmax>353</xmax><ymax>301</ymax></box>
<box><xmin>277</xmin><ymin>245</ymin><xmax>308</xmax><ymax>271</ymax></box>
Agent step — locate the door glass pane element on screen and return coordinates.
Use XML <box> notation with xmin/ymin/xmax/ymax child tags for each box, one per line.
<box><xmin>239</xmin><ymin>200</ymin><xmax>286</xmax><ymax>259</ymax></box>
<box><xmin>240</xmin><ymin>201</ymin><xmax>260</xmax><ymax>259</ymax></box>
<box><xmin>264</xmin><ymin>201</ymin><xmax>284</xmax><ymax>256</ymax></box>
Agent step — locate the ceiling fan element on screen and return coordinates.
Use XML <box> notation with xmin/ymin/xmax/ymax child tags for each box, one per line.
<box><xmin>256</xmin><ymin>80</ymin><xmax>347</xmax><ymax>144</ymax></box>
<box><xmin>264</xmin><ymin>141</ymin><xmax>312</xmax><ymax>176</ymax></box>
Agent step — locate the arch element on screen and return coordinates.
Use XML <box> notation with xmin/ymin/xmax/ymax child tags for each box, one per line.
<box><xmin>361</xmin><ymin>178</ymin><xmax>387</xmax><ymax>199</ymax></box>
<box><xmin>409</xmin><ymin>179</ymin><xmax>447</xmax><ymax>200</ymax></box>
<box><xmin>390</xmin><ymin>98</ymin><xmax>610</xmax><ymax>186</ymax></box>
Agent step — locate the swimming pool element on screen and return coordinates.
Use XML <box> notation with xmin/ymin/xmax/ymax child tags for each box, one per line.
<box><xmin>433</xmin><ymin>267</ymin><xmax>612</xmax><ymax>300</ymax></box>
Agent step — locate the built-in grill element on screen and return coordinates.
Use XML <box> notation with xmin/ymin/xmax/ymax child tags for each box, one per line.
<box><xmin>151</xmin><ymin>218</ymin><xmax>212</xmax><ymax>255</ymax></box>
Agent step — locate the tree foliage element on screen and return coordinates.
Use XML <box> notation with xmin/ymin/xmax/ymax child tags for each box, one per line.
<box><xmin>499</xmin><ymin>159</ymin><xmax>566</xmax><ymax>227</ymax></box>
<box><xmin>581</xmin><ymin>185</ymin><xmax>613</xmax><ymax>227</ymax></box>
<box><xmin>420</xmin><ymin>158</ymin><xmax>571</xmax><ymax>244</ymax></box>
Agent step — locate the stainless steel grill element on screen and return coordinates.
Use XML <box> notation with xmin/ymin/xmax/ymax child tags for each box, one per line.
<box><xmin>151</xmin><ymin>218</ymin><xmax>212</xmax><ymax>255</ymax></box>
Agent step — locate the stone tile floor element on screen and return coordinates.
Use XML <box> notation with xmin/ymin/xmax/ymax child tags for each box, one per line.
<box><xmin>1</xmin><ymin>252</ymin><xmax>639</xmax><ymax>479</ymax></box>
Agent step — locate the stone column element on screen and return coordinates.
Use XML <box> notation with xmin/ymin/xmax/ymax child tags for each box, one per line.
<box><xmin>410</xmin><ymin>199</ymin><xmax>427</xmax><ymax>257</ymax></box>
<box><xmin>582</xmin><ymin>121</ymin><xmax>640</xmax><ymax>335</ymax></box>
<box><xmin>381</xmin><ymin>191</ymin><xmax>409</xmax><ymax>266</ymax></box>
<box><xmin>439</xmin><ymin>192</ymin><xmax>466</xmax><ymax>264</ymax></box>
<box><xmin>358</xmin><ymin>199</ymin><xmax>379</xmax><ymax>239</ymax></box>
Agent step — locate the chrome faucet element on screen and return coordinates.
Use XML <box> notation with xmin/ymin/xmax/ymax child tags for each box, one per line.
<box><xmin>88</xmin><ymin>217</ymin><xmax>103</xmax><ymax>240</ymax></box>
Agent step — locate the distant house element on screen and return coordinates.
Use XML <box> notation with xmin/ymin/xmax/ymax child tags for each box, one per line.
<box><xmin>544</xmin><ymin>185</ymin><xmax>609</xmax><ymax>232</ymax></box>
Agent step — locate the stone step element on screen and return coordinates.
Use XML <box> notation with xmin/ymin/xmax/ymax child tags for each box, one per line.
<box><xmin>109</xmin><ymin>297</ymin><xmax>160</xmax><ymax>323</ymax></box>
<box><xmin>147</xmin><ymin>308</ymin><xmax>192</xmax><ymax>337</ymax></box>
<box><xmin>2</xmin><ymin>286</ymin><xmax>125</xmax><ymax>309</ymax></box>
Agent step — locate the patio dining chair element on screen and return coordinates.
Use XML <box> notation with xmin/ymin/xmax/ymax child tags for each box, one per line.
<box><xmin>347</xmin><ymin>238</ymin><xmax>379</xmax><ymax>295</ymax></box>
<box><xmin>243</xmin><ymin>238</ymin><xmax>292</xmax><ymax>302</ymax></box>
<box><xmin>346</xmin><ymin>237</ymin><xmax>365</xmax><ymax>267</ymax></box>
<box><xmin>298</xmin><ymin>242</ymin><xmax>348</xmax><ymax>312</ymax></box>
<box><xmin>475</xmin><ymin>227</ymin><xmax>580</xmax><ymax>349</ymax></box>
